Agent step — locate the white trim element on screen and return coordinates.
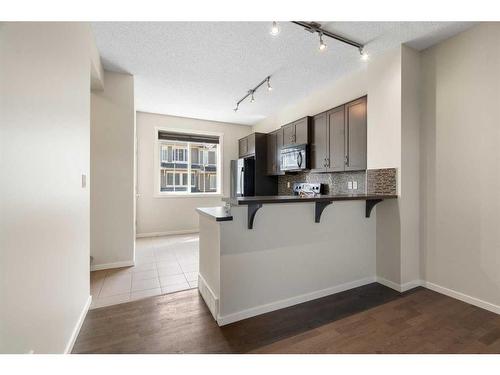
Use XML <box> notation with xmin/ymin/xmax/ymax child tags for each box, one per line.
<box><xmin>401</xmin><ymin>279</ymin><xmax>423</xmax><ymax>292</ymax></box>
<box><xmin>376</xmin><ymin>276</ymin><xmax>402</xmax><ymax>292</ymax></box>
<box><xmin>424</xmin><ymin>281</ymin><xmax>500</xmax><ymax>315</ymax></box>
<box><xmin>216</xmin><ymin>276</ymin><xmax>376</xmax><ymax>326</ymax></box>
<box><xmin>376</xmin><ymin>277</ymin><xmax>423</xmax><ymax>292</ymax></box>
<box><xmin>64</xmin><ymin>295</ymin><xmax>91</xmax><ymax>354</ymax></box>
<box><xmin>90</xmin><ymin>260</ymin><xmax>135</xmax><ymax>271</ymax></box>
<box><xmin>198</xmin><ymin>274</ymin><xmax>219</xmax><ymax>320</ymax></box>
<box><xmin>136</xmin><ymin>229</ymin><xmax>199</xmax><ymax>238</ymax></box>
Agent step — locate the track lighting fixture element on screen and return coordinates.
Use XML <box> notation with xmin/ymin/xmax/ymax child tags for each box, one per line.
<box><xmin>270</xmin><ymin>21</ymin><xmax>280</xmax><ymax>36</ymax></box>
<box><xmin>318</xmin><ymin>32</ymin><xmax>327</xmax><ymax>51</ymax></box>
<box><xmin>233</xmin><ymin>75</ymin><xmax>272</xmax><ymax>112</ymax></box>
<box><xmin>359</xmin><ymin>48</ymin><xmax>369</xmax><ymax>61</ymax></box>
<box><xmin>291</xmin><ymin>21</ymin><xmax>365</xmax><ymax>56</ymax></box>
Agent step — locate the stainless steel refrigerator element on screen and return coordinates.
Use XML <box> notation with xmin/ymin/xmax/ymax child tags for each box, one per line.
<box><xmin>230</xmin><ymin>158</ymin><xmax>255</xmax><ymax>197</ymax></box>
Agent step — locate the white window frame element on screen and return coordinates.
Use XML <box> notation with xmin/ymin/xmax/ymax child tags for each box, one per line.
<box><xmin>154</xmin><ymin>127</ymin><xmax>223</xmax><ymax>198</ymax></box>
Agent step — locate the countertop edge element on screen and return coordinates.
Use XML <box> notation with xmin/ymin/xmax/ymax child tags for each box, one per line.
<box><xmin>196</xmin><ymin>207</ymin><xmax>233</xmax><ymax>222</ymax></box>
<box><xmin>223</xmin><ymin>194</ymin><xmax>398</xmax><ymax>206</ymax></box>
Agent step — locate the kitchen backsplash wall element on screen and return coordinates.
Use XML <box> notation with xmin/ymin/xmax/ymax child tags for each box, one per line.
<box><xmin>277</xmin><ymin>168</ymin><xmax>397</xmax><ymax>195</ymax></box>
<box><xmin>366</xmin><ymin>168</ymin><xmax>397</xmax><ymax>195</ymax></box>
<box><xmin>278</xmin><ymin>171</ymin><xmax>367</xmax><ymax>195</ymax></box>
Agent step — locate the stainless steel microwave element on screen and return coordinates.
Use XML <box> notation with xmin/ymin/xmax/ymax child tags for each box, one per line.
<box><xmin>280</xmin><ymin>144</ymin><xmax>307</xmax><ymax>172</ymax></box>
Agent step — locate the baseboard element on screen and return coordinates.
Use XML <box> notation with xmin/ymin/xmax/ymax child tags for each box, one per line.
<box><xmin>90</xmin><ymin>260</ymin><xmax>135</xmax><ymax>271</ymax></box>
<box><xmin>376</xmin><ymin>277</ymin><xmax>423</xmax><ymax>292</ymax></box>
<box><xmin>198</xmin><ymin>274</ymin><xmax>219</xmax><ymax>320</ymax></box>
<box><xmin>424</xmin><ymin>281</ymin><xmax>500</xmax><ymax>315</ymax></box>
<box><xmin>401</xmin><ymin>279</ymin><xmax>423</xmax><ymax>292</ymax></box>
<box><xmin>136</xmin><ymin>229</ymin><xmax>199</xmax><ymax>238</ymax></box>
<box><xmin>64</xmin><ymin>295</ymin><xmax>91</xmax><ymax>354</ymax></box>
<box><xmin>216</xmin><ymin>276</ymin><xmax>376</xmax><ymax>326</ymax></box>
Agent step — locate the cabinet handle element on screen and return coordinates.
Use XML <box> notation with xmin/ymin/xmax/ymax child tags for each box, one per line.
<box><xmin>345</xmin><ymin>155</ymin><xmax>349</xmax><ymax>165</ymax></box>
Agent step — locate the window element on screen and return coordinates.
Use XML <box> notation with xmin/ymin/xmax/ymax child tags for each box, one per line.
<box><xmin>157</xmin><ymin>130</ymin><xmax>220</xmax><ymax>195</ymax></box>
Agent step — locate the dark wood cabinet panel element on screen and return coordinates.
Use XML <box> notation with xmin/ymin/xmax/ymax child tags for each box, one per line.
<box><xmin>282</xmin><ymin>117</ymin><xmax>310</xmax><ymax>147</ymax></box>
<box><xmin>282</xmin><ymin>123</ymin><xmax>295</xmax><ymax>147</ymax></box>
<box><xmin>266</xmin><ymin>131</ymin><xmax>277</xmax><ymax>175</ymax></box>
<box><xmin>294</xmin><ymin>117</ymin><xmax>309</xmax><ymax>145</ymax></box>
<box><xmin>327</xmin><ymin>105</ymin><xmax>345</xmax><ymax>172</ymax></box>
<box><xmin>310</xmin><ymin>112</ymin><xmax>328</xmax><ymax>172</ymax></box>
<box><xmin>276</xmin><ymin>128</ymin><xmax>284</xmax><ymax>175</ymax></box>
<box><xmin>345</xmin><ymin>97</ymin><xmax>367</xmax><ymax>171</ymax></box>
<box><xmin>238</xmin><ymin>138</ymin><xmax>248</xmax><ymax>158</ymax></box>
<box><xmin>266</xmin><ymin>129</ymin><xmax>284</xmax><ymax>176</ymax></box>
<box><xmin>247</xmin><ymin>133</ymin><xmax>256</xmax><ymax>156</ymax></box>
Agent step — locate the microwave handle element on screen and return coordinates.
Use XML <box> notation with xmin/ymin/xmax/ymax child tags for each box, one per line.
<box><xmin>297</xmin><ymin>152</ymin><xmax>303</xmax><ymax>168</ymax></box>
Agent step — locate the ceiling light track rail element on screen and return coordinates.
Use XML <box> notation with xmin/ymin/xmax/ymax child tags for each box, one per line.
<box><xmin>234</xmin><ymin>75</ymin><xmax>271</xmax><ymax>112</ymax></box>
<box><xmin>291</xmin><ymin>21</ymin><xmax>364</xmax><ymax>50</ymax></box>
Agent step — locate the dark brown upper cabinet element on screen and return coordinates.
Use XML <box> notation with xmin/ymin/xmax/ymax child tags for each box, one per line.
<box><xmin>282</xmin><ymin>117</ymin><xmax>311</xmax><ymax>147</ymax></box>
<box><xmin>238</xmin><ymin>133</ymin><xmax>257</xmax><ymax>158</ymax></box>
<box><xmin>266</xmin><ymin>128</ymin><xmax>284</xmax><ymax>176</ymax></box>
<box><xmin>310</xmin><ymin>112</ymin><xmax>328</xmax><ymax>173</ymax></box>
<box><xmin>344</xmin><ymin>97</ymin><xmax>367</xmax><ymax>171</ymax></box>
<box><xmin>310</xmin><ymin>96</ymin><xmax>367</xmax><ymax>173</ymax></box>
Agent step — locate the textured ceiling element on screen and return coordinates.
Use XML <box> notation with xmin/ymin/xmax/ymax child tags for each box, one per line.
<box><xmin>92</xmin><ymin>22</ymin><xmax>474</xmax><ymax>125</ymax></box>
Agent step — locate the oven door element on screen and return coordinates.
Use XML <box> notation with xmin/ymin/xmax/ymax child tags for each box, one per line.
<box><xmin>280</xmin><ymin>146</ymin><xmax>306</xmax><ymax>171</ymax></box>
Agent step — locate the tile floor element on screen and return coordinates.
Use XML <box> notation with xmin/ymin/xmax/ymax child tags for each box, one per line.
<box><xmin>90</xmin><ymin>233</ymin><xmax>199</xmax><ymax>309</ymax></box>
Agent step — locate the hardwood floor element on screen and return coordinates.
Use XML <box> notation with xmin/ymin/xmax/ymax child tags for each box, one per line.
<box><xmin>72</xmin><ymin>283</ymin><xmax>500</xmax><ymax>354</ymax></box>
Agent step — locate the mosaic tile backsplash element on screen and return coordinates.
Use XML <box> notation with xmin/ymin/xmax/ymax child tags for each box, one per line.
<box><xmin>366</xmin><ymin>168</ymin><xmax>397</xmax><ymax>195</ymax></box>
<box><xmin>277</xmin><ymin>168</ymin><xmax>397</xmax><ymax>196</ymax></box>
<box><xmin>278</xmin><ymin>171</ymin><xmax>367</xmax><ymax>195</ymax></box>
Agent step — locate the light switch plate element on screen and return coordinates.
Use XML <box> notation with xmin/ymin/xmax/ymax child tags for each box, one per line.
<box><xmin>82</xmin><ymin>174</ymin><xmax>87</xmax><ymax>188</ymax></box>
<box><xmin>347</xmin><ymin>181</ymin><xmax>353</xmax><ymax>190</ymax></box>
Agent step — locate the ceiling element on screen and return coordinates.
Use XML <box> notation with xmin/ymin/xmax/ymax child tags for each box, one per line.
<box><xmin>92</xmin><ymin>22</ymin><xmax>474</xmax><ymax>126</ymax></box>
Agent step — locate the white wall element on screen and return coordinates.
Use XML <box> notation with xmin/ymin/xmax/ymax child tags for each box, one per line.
<box><xmin>136</xmin><ymin>112</ymin><xmax>251</xmax><ymax>236</ymax></box>
<box><xmin>0</xmin><ymin>23</ymin><xmax>99</xmax><ymax>353</ymax></box>
<box><xmin>420</xmin><ymin>23</ymin><xmax>500</xmax><ymax>307</ymax></box>
<box><xmin>216</xmin><ymin>202</ymin><xmax>376</xmax><ymax>323</ymax></box>
<box><xmin>90</xmin><ymin>71</ymin><xmax>135</xmax><ymax>269</ymax></box>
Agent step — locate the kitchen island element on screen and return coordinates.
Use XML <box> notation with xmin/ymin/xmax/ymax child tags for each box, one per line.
<box><xmin>196</xmin><ymin>193</ymin><xmax>397</xmax><ymax>326</ymax></box>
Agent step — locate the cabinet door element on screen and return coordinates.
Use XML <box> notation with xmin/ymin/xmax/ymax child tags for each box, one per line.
<box><xmin>282</xmin><ymin>123</ymin><xmax>295</xmax><ymax>147</ymax></box>
<box><xmin>276</xmin><ymin>128</ymin><xmax>284</xmax><ymax>174</ymax></box>
<box><xmin>327</xmin><ymin>105</ymin><xmax>345</xmax><ymax>172</ymax></box>
<box><xmin>238</xmin><ymin>137</ymin><xmax>248</xmax><ymax>157</ymax></box>
<box><xmin>345</xmin><ymin>97</ymin><xmax>367</xmax><ymax>171</ymax></box>
<box><xmin>310</xmin><ymin>113</ymin><xmax>328</xmax><ymax>172</ymax></box>
<box><xmin>247</xmin><ymin>134</ymin><xmax>256</xmax><ymax>156</ymax></box>
<box><xmin>294</xmin><ymin>117</ymin><xmax>309</xmax><ymax>144</ymax></box>
<box><xmin>266</xmin><ymin>132</ymin><xmax>277</xmax><ymax>175</ymax></box>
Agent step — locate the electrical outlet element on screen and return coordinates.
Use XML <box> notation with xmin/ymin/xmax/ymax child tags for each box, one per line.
<box><xmin>353</xmin><ymin>181</ymin><xmax>358</xmax><ymax>190</ymax></box>
<box><xmin>287</xmin><ymin>181</ymin><xmax>291</xmax><ymax>188</ymax></box>
<box><xmin>81</xmin><ymin>174</ymin><xmax>87</xmax><ymax>188</ymax></box>
<box><xmin>347</xmin><ymin>181</ymin><xmax>353</xmax><ymax>190</ymax></box>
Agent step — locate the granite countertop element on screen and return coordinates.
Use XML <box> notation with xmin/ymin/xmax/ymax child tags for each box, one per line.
<box><xmin>223</xmin><ymin>193</ymin><xmax>398</xmax><ymax>206</ymax></box>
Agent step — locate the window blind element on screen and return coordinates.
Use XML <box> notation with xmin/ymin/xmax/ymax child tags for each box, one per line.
<box><xmin>158</xmin><ymin>131</ymin><xmax>219</xmax><ymax>144</ymax></box>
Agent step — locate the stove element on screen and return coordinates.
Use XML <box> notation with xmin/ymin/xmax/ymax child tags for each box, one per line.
<box><xmin>292</xmin><ymin>182</ymin><xmax>323</xmax><ymax>196</ymax></box>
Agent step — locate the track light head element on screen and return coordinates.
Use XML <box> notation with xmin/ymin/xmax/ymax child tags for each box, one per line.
<box><xmin>267</xmin><ymin>77</ymin><xmax>272</xmax><ymax>91</ymax></box>
<box><xmin>359</xmin><ymin>47</ymin><xmax>369</xmax><ymax>61</ymax></box>
<box><xmin>233</xmin><ymin>104</ymin><xmax>239</xmax><ymax>112</ymax></box>
<box><xmin>270</xmin><ymin>21</ymin><xmax>280</xmax><ymax>36</ymax></box>
<box><xmin>318</xmin><ymin>32</ymin><xmax>327</xmax><ymax>51</ymax></box>
<box><xmin>250</xmin><ymin>90</ymin><xmax>255</xmax><ymax>103</ymax></box>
